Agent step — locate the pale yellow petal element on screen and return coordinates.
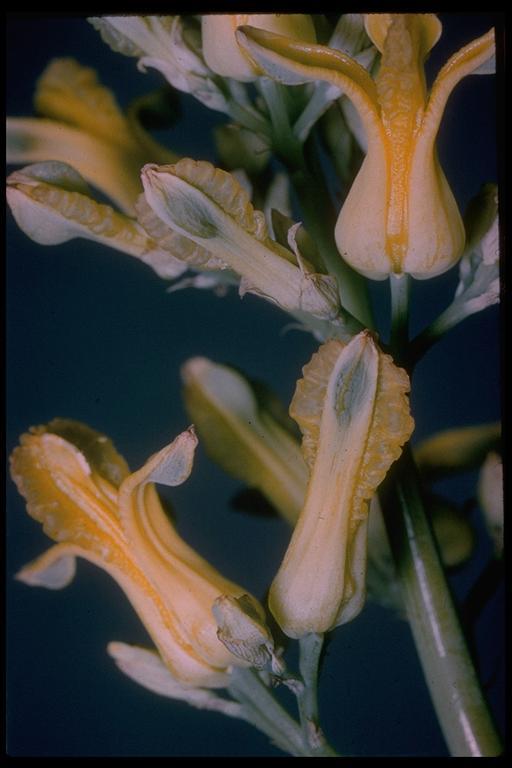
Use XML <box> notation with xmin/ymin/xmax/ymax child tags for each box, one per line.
<box><xmin>6</xmin><ymin>118</ymin><xmax>143</xmax><ymax>213</ymax></box>
<box><xmin>402</xmin><ymin>149</ymin><xmax>466</xmax><ymax>279</ymax></box>
<box><xmin>424</xmin><ymin>28</ymin><xmax>495</xmax><ymax>146</ymax></box>
<box><xmin>202</xmin><ymin>14</ymin><xmax>316</xmax><ymax>82</ymax></box>
<box><xmin>405</xmin><ymin>28</ymin><xmax>495</xmax><ymax>277</ymax></box>
<box><xmin>89</xmin><ymin>16</ymin><xmax>229</xmax><ymax>113</ymax></box>
<box><xmin>365</xmin><ymin>13</ymin><xmax>441</xmax><ymax>55</ymax></box>
<box><xmin>35</xmin><ymin>58</ymin><xmax>133</xmax><ymax>146</ymax></box>
<box><xmin>16</xmin><ymin>543</ymin><xmax>77</xmax><ymax>589</ymax></box>
<box><xmin>181</xmin><ymin>357</ymin><xmax>308</xmax><ymax>525</ymax></box>
<box><xmin>236</xmin><ymin>25</ymin><xmax>383</xmax><ymax>150</ymax></box>
<box><xmin>134</xmin><ymin>194</ymin><xmax>225</xmax><ymax>272</ymax></box>
<box><xmin>6</xmin><ymin>162</ymin><xmax>186</xmax><ymax>279</ymax></box>
<box><xmin>414</xmin><ymin>423</ymin><xmax>501</xmax><ymax>480</ymax></box>
<box><xmin>107</xmin><ymin>642</ymin><xmax>242</xmax><ymax>715</ymax></box>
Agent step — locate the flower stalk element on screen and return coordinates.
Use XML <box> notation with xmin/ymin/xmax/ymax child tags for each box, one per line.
<box><xmin>228</xmin><ymin>667</ymin><xmax>338</xmax><ymax>757</ymax></box>
<box><xmin>390</xmin><ymin>273</ymin><xmax>410</xmax><ymax>362</ymax></box>
<box><xmin>379</xmin><ymin>446</ymin><xmax>502</xmax><ymax>757</ymax></box>
<box><xmin>297</xmin><ymin>633</ymin><xmax>328</xmax><ymax>754</ymax></box>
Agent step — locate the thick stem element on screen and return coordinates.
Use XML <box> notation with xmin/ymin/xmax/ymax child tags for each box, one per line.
<box><xmin>379</xmin><ymin>447</ymin><xmax>502</xmax><ymax>757</ymax></box>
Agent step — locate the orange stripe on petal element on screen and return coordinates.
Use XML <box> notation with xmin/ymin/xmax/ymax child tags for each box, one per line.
<box><xmin>118</xmin><ymin>429</ymin><xmax>253</xmax><ymax>671</ymax></box>
<box><xmin>10</xmin><ymin>425</ymin><xmax>230</xmax><ymax>687</ymax></box>
<box><xmin>236</xmin><ymin>26</ymin><xmax>384</xmax><ymax>149</ymax></box>
<box><xmin>423</xmin><ymin>28</ymin><xmax>495</xmax><ymax>147</ymax></box>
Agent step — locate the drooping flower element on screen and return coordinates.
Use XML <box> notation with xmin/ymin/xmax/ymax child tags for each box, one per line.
<box><xmin>268</xmin><ymin>332</ymin><xmax>414</xmax><ymax>638</ymax></box>
<box><xmin>237</xmin><ymin>14</ymin><xmax>496</xmax><ymax>279</ymax></box>
<box><xmin>10</xmin><ymin>419</ymin><xmax>267</xmax><ymax>688</ymax></box>
<box><xmin>201</xmin><ymin>14</ymin><xmax>316</xmax><ymax>82</ymax></box>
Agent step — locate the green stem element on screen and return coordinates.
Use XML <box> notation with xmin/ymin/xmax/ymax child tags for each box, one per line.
<box><xmin>259</xmin><ymin>80</ymin><xmax>372</xmax><ymax>330</ymax></box>
<box><xmin>408</xmin><ymin>302</ymin><xmax>474</xmax><ymax>368</ymax></box>
<box><xmin>290</xmin><ymin>140</ymin><xmax>373</xmax><ymax>329</ymax></box>
<box><xmin>297</xmin><ymin>633</ymin><xmax>335</xmax><ymax>755</ymax></box>
<box><xmin>228</xmin><ymin>667</ymin><xmax>308</xmax><ymax>756</ymax></box>
<box><xmin>390</xmin><ymin>273</ymin><xmax>410</xmax><ymax>362</ymax></box>
<box><xmin>228</xmin><ymin>667</ymin><xmax>339</xmax><ymax>757</ymax></box>
<box><xmin>380</xmin><ymin>446</ymin><xmax>502</xmax><ymax>757</ymax></box>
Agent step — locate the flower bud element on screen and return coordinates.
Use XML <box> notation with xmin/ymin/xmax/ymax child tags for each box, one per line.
<box><xmin>269</xmin><ymin>333</ymin><xmax>414</xmax><ymax>637</ymax></box>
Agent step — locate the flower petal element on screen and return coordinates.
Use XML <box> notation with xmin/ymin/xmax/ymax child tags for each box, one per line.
<box><xmin>202</xmin><ymin>14</ymin><xmax>316</xmax><ymax>82</ymax></box>
<box><xmin>10</xmin><ymin>423</ymin><xmax>229</xmax><ymax>687</ymax></box>
<box><xmin>141</xmin><ymin>160</ymin><xmax>340</xmax><ymax>319</ymax></box>
<box><xmin>117</xmin><ymin>428</ymin><xmax>258</xmax><ymax>671</ymax></box>
<box><xmin>478</xmin><ymin>452</ymin><xmax>503</xmax><ymax>557</ymax></box>
<box><xmin>6</xmin><ymin>162</ymin><xmax>186</xmax><ymax>279</ymax></box>
<box><xmin>414</xmin><ymin>423</ymin><xmax>501</xmax><ymax>481</ymax></box>
<box><xmin>423</xmin><ymin>28</ymin><xmax>495</xmax><ymax>148</ymax></box>
<box><xmin>181</xmin><ymin>357</ymin><xmax>308</xmax><ymax>526</ymax></box>
<box><xmin>270</xmin><ymin>332</ymin><xmax>414</xmax><ymax>636</ymax></box>
<box><xmin>89</xmin><ymin>16</ymin><xmax>229</xmax><ymax>113</ymax></box>
<box><xmin>35</xmin><ymin>58</ymin><xmax>133</xmax><ymax>145</ymax></box>
<box><xmin>236</xmin><ymin>26</ymin><xmax>383</xmax><ymax>150</ymax></box>
<box><xmin>8</xmin><ymin>58</ymin><xmax>177</xmax><ymax>212</ymax></box>
<box><xmin>16</xmin><ymin>544</ymin><xmax>77</xmax><ymax>589</ymax></box>
<box><xmin>135</xmin><ymin>194</ymin><xmax>225</xmax><ymax>272</ymax></box>
<box><xmin>365</xmin><ymin>13</ymin><xmax>441</xmax><ymax>55</ymax></box>
<box><xmin>6</xmin><ymin>118</ymin><xmax>144</xmax><ymax>214</ymax></box>
<box><xmin>107</xmin><ymin>642</ymin><xmax>243</xmax><ymax>715</ymax></box>
<box><xmin>413</xmin><ymin>183</ymin><xmax>499</xmax><ymax>333</ymax></box>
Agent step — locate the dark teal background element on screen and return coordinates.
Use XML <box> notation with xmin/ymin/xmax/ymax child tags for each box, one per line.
<box><xmin>6</xmin><ymin>14</ymin><xmax>504</xmax><ymax>757</ymax></box>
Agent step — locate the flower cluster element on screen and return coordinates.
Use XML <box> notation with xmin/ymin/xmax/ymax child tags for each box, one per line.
<box><xmin>7</xmin><ymin>13</ymin><xmax>500</xmax><ymax>758</ymax></box>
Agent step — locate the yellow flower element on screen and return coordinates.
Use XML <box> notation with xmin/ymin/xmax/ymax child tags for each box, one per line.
<box><xmin>7</xmin><ymin>58</ymin><xmax>176</xmax><ymax>214</ymax></box>
<box><xmin>10</xmin><ymin>419</ymin><xmax>265</xmax><ymax>688</ymax></box>
<box><xmin>201</xmin><ymin>14</ymin><xmax>316</xmax><ymax>82</ymax></box>
<box><xmin>268</xmin><ymin>332</ymin><xmax>414</xmax><ymax>638</ymax></box>
<box><xmin>237</xmin><ymin>14</ymin><xmax>495</xmax><ymax>279</ymax></box>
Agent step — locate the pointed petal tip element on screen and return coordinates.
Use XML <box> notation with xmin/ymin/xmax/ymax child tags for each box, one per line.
<box><xmin>180</xmin><ymin>356</ymin><xmax>213</xmax><ymax>383</ymax></box>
